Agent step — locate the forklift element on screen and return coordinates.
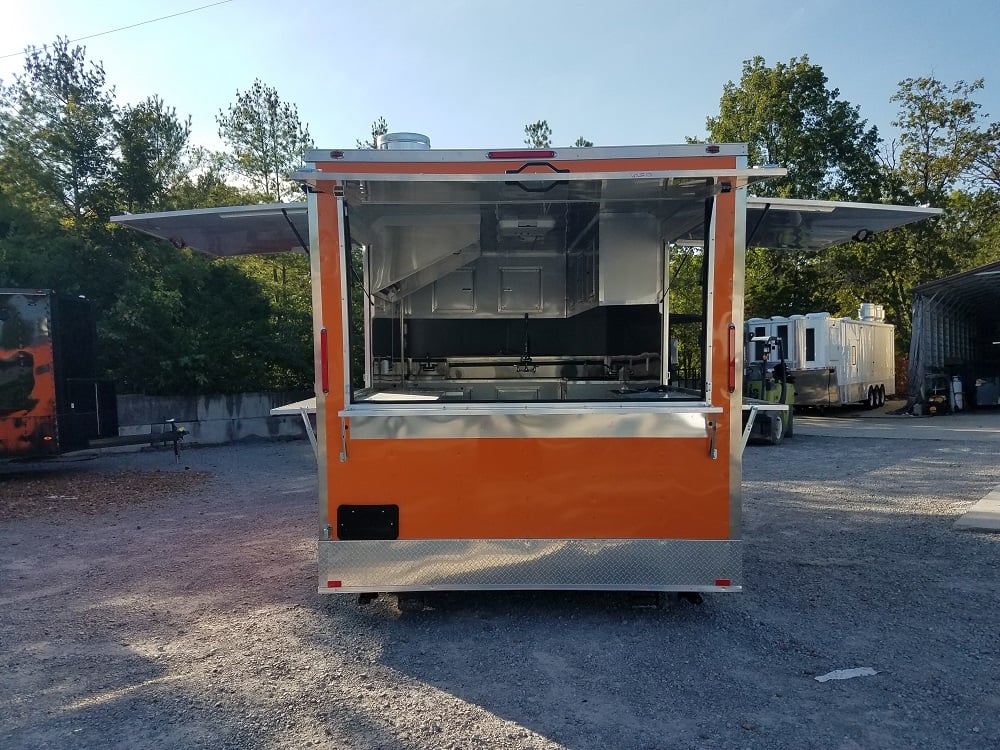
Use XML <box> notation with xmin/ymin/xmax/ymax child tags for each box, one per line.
<box><xmin>743</xmin><ymin>334</ymin><xmax>795</xmax><ymax>445</ymax></box>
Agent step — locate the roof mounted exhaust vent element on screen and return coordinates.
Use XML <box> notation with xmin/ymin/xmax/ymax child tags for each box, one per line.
<box><xmin>377</xmin><ymin>132</ymin><xmax>431</xmax><ymax>150</ymax></box>
<box><xmin>858</xmin><ymin>302</ymin><xmax>885</xmax><ymax>322</ymax></box>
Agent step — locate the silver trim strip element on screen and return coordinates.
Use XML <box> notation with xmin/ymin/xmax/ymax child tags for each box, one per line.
<box><xmin>294</xmin><ymin>168</ymin><xmax>786</xmax><ymax>184</ymax></box>
<box><xmin>338</xmin><ymin>198</ymin><xmax>351</xmax><ymax>407</ymax></box>
<box><xmin>318</xmin><ymin>538</ymin><xmax>741</xmax><ymax>592</ymax></box>
<box><xmin>305</xmin><ymin>144</ymin><xmax>751</xmax><ymax>162</ymax></box>
<box><xmin>342</xmin><ymin>402</ymin><xmax>721</xmax><ymax>417</ymax></box>
<box><xmin>730</xmin><ymin>178</ymin><xmax>748</xmax><ymax>538</ymax></box>
<box><xmin>705</xmin><ymin>193</ymin><xmax>717</xmax><ymax>399</ymax></box>
<box><xmin>308</xmin><ymin>192</ymin><xmax>330</xmax><ymax>531</ymax></box>
<box><xmin>347</xmin><ymin>410</ymin><xmax>711</xmax><ymax>440</ymax></box>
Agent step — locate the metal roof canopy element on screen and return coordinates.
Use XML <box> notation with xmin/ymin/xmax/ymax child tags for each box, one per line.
<box><xmin>911</xmin><ymin>259</ymin><xmax>1000</xmax><ymax>319</ymax></box>
<box><xmin>907</xmin><ymin>259</ymin><xmax>1000</xmax><ymax>404</ymax></box>
<box><xmin>110</xmin><ymin>196</ymin><xmax>940</xmax><ymax>257</ymax></box>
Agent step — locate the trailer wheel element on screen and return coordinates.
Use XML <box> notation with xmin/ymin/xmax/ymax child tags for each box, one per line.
<box><xmin>877</xmin><ymin>385</ymin><xmax>886</xmax><ymax>407</ymax></box>
<box><xmin>766</xmin><ymin>414</ymin><xmax>784</xmax><ymax>445</ymax></box>
<box><xmin>866</xmin><ymin>387</ymin><xmax>876</xmax><ymax>409</ymax></box>
<box><xmin>785</xmin><ymin>408</ymin><xmax>794</xmax><ymax>438</ymax></box>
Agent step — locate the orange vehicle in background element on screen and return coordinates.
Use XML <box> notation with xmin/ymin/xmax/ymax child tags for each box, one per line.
<box><xmin>113</xmin><ymin>136</ymin><xmax>938</xmax><ymax>595</ymax></box>
<box><xmin>0</xmin><ymin>290</ymin><xmax>117</xmax><ymax>459</ymax></box>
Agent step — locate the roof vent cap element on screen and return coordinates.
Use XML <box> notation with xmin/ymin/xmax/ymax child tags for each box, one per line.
<box><xmin>377</xmin><ymin>132</ymin><xmax>431</xmax><ymax>150</ymax></box>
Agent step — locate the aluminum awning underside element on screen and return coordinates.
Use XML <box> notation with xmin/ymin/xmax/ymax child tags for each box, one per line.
<box><xmin>111</xmin><ymin>203</ymin><xmax>309</xmax><ymax>257</ymax></box>
<box><xmin>747</xmin><ymin>198</ymin><xmax>941</xmax><ymax>251</ymax></box>
<box><xmin>110</xmin><ymin>195</ymin><xmax>941</xmax><ymax>257</ymax></box>
<box><xmin>674</xmin><ymin>197</ymin><xmax>942</xmax><ymax>251</ymax></box>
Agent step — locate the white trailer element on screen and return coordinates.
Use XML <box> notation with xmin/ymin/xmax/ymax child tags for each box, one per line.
<box><xmin>746</xmin><ymin>304</ymin><xmax>895</xmax><ymax>408</ymax></box>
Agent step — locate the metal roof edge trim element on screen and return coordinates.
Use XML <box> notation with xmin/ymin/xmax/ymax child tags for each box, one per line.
<box><xmin>746</xmin><ymin>197</ymin><xmax>944</xmax><ymax>215</ymax></box>
<box><xmin>291</xmin><ymin>168</ymin><xmax>787</xmax><ymax>183</ymax></box>
<box><xmin>304</xmin><ymin>144</ymin><xmax>750</xmax><ymax>162</ymax></box>
<box><xmin>911</xmin><ymin>259</ymin><xmax>1000</xmax><ymax>294</ymax></box>
<box><xmin>110</xmin><ymin>202</ymin><xmax>307</xmax><ymax>224</ymax></box>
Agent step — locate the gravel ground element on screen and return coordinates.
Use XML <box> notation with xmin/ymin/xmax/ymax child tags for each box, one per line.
<box><xmin>1</xmin><ymin>434</ymin><xmax>998</xmax><ymax>750</ymax></box>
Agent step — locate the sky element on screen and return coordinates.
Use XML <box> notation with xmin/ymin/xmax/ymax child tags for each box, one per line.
<box><xmin>2</xmin><ymin>0</ymin><xmax>999</xmax><ymax>155</ymax></box>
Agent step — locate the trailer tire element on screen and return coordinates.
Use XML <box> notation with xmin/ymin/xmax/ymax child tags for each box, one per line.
<box><xmin>785</xmin><ymin>408</ymin><xmax>794</xmax><ymax>438</ymax></box>
<box><xmin>878</xmin><ymin>385</ymin><xmax>886</xmax><ymax>407</ymax></box>
<box><xmin>866</xmin><ymin>387</ymin><xmax>876</xmax><ymax>410</ymax></box>
<box><xmin>766</xmin><ymin>414</ymin><xmax>784</xmax><ymax>445</ymax></box>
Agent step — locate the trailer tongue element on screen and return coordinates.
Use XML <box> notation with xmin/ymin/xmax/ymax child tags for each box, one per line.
<box><xmin>113</xmin><ymin>140</ymin><xmax>939</xmax><ymax>595</ymax></box>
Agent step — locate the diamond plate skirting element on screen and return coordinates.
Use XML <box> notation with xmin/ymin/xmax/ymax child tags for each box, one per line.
<box><xmin>318</xmin><ymin>538</ymin><xmax>742</xmax><ymax>592</ymax></box>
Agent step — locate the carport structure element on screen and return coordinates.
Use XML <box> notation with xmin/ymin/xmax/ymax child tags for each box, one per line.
<box><xmin>907</xmin><ymin>259</ymin><xmax>1000</xmax><ymax>408</ymax></box>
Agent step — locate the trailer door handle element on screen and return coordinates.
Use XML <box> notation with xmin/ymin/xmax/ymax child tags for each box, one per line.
<box><xmin>728</xmin><ymin>323</ymin><xmax>737</xmax><ymax>393</ymax></box>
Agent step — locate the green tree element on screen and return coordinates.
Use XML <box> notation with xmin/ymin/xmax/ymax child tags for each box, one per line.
<box><xmin>357</xmin><ymin>116</ymin><xmax>388</xmax><ymax>149</ymax></box>
<box><xmin>0</xmin><ymin>37</ymin><xmax>116</xmax><ymax>224</ymax></box>
<box><xmin>573</xmin><ymin>137</ymin><xmax>594</xmax><ymax>147</ymax></box>
<box><xmin>524</xmin><ymin>120</ymin><xmax>552</xmax><ymax>148</ymax></box>
<box><xmin>113</xmin><ymin>95</ymin><xmax>191</xmax><ymax>213</ymax></box>
<box><xmin>969</xmin><ymin>122</ymin><xmax>1000</xmax><ymax>190</ymax></box>
<box><xmin>703</xmin><ymin>55</ymin><xmax>884</xmax><ymax>321</ymax></box>
<box><xmin>165</xmin><ymin>147</ymin><xmax>249</xmax><ymax>210</ymax></box>
<box><xmin>213</xmin><ymin>81</ymin><xmax>314</xmax><ymax>390</ymax></box>
<box><xmin>216</xmin><ymin>79</ymin><xmax>313</xmax><ymax>202</ymax></box>
<box><xmin>705</xmin><ymin>55</ymin><xmax>881</xmax><ymax>200</ymax></box>
<box><xmin>889</xmin><ymin>77</ymin><xmax>988</xmax><ymax>204</ymax></box>
<box><xmin>0</xmin><ymin>45</ymin><xmax>316</xmax><ymax>396</ymax></box>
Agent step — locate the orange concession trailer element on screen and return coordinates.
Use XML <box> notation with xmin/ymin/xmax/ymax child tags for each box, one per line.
<box><xmin>112</xmin><ymin>139</ymin><xmax>938</xmax><ymax>594</ymax></box>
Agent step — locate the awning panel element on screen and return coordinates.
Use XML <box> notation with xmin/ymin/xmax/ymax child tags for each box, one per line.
<box><xmin>747</xmin><ymin>198</ymin><xmax>941</xmax><ymax>251</ymax></box>
<box><xmin>111</xmin><ymin>203</ymin><xmax>308</xmax><ymax>257</ymax></box>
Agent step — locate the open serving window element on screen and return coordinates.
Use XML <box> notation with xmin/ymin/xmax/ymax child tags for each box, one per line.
<box><xmin>340</xmin><ymin>173</ymin><xmax>723</xmax><ymax>406</ymax></box>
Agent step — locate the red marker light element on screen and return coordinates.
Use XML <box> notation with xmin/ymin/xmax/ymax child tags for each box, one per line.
<box><xmin>320</xmin><ymin>327</ymin><xmax>330</xmax><ymax>394</ymax></box>
<box><xmin>715</xmin><ymin>579</ymin><xmax>732</xmax><ymax>587</ymax></box>
<box><xmin>487</xmin><ymin>150</ymin><xmax>556</xmax><ymax>159</ymax></box>
<box><xmin>327</xmin><ymin>580</ymin><xmax>342</xmax><ymax>588</ymax></box>
<box><xmin>706</xmin><ymin>145</ymin><xmax>721</xmax><ymax>154</ymax></box>
<box><xmin>329</xmin><ymin>151</ymin><xmax>344</xmax><ymax>159</ymax></box>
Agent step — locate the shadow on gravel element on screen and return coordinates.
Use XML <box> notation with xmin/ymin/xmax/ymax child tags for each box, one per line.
<box><xmin>311</xmin><ymin>589</ymin><xmax>746</xmax><ymax>749</ymax></box>
<box><xmin>0</xmin><ymin>602</ymin><xmax>254</xmax><ymax>750</ymax></box>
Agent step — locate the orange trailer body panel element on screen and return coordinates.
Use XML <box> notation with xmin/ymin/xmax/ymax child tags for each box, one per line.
<box><xmin>332</xmin><ymin>434</ymin><xmax>731</xmax><ymax>540</ymax></box>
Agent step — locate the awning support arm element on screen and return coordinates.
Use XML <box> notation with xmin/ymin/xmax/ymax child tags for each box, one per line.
<box><xmin>746</xmin><ymin>202</ymin><xmax>771</xmax><ymax>247</ymax></box>
<box><xmin>282</xmin><ymin>207</ymin><xmax>309</xmax><ymax>254</ymax></box>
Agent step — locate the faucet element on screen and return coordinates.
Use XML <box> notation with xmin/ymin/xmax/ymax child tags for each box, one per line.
<box><xmin>516</xmin><ymin>313</ymin><xmax>535</xmax><ymax>373</ymax></box>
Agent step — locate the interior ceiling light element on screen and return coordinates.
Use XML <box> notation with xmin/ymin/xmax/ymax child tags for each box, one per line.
<box><xmin>498</xmin><ymin>218</ymin><xmax>555</xmax><ymax>238</ymax></box>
